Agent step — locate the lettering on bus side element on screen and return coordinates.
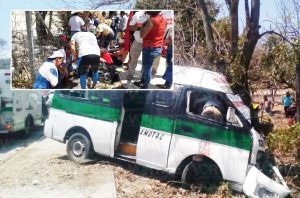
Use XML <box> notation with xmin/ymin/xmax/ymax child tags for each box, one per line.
<box><xmin>139</xmin><ymin>129</ymin><xmax>164</xmax><ymax>140</ymax></box>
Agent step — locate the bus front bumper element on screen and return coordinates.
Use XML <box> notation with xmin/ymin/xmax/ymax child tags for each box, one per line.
<box><xmin>243</xmin><ymin>166</ymin><xmax>290</xmax><ymax>198</ymax></box>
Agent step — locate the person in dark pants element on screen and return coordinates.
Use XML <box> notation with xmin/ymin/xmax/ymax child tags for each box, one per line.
<box><xmin>134</xmin><ymin>11</ymin><xmax>166</xmax><ymax>89</ymax></box>
<box><xmin>70</xmin><ymin>32</ymin><xmax>100</xmax><ymax>89</ymax></box>
<box><xmin>282</xmin><ymin>91</ymin><xmax>293</xmax><ymax>118</ymax></box>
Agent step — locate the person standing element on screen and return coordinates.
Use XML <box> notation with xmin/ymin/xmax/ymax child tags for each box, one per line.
<box><xmin>157</xmin><ymin>26</ymin><xmax>173</xmax><ymax>89</ymax></box>
<box><xmin>135</xmin><ymin>11</ymin><xmax>166</xmax><ymax>89</ymax></box>
<box><xmin>70</xmin><ymin>32</ymin><xmax>100</xmax><ymax>89</ymax></box>
<box><xmin>126</xmin><ymin>11</ymin><xmax>147</xmax><ymax>84</ymax></box>
<box><xmin>68</xmin><ymin>11</ymin><xmax>85</xmax><ymax>37</ymax></box>
<box><xmin>260</xmin><ymin>95</ymin><xmax>274</xmax><ymax>115</ymax></box>
<box><xmin>33</xmin><ymin>50</ymin><xmax>64</xmax><ymax>89</ymax></box>
<box><xmin>118</xmin><ymin>11</ymin><xmax>128</xmax><ymax>39</ymax></box>
<box><xmin>282</xmin><ymin>91</ymin><xmax>293</xmax><ymax>118</ymax></box>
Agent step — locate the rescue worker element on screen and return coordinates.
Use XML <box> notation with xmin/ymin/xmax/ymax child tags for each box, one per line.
<box><xmin>70</xmin><ymin>31</ymin><xmax>100</xmax><ymax>89</ymax></box>
<box><xmin>33</xmin><ymin>50</ymin><xmax>64</xmax><ymax>89</ymax></box>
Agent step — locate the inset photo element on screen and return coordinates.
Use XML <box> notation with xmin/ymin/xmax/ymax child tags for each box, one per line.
<box><xmin>11</xmin><ymin>10</ymin><xmax>173</xmax><ymax>89</ymax></box>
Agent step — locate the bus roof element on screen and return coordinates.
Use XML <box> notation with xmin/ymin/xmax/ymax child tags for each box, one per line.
<box><xmin>173</xmin><ymin>65</ymin><xmax>233</xmax><ymax>94</ymax></box>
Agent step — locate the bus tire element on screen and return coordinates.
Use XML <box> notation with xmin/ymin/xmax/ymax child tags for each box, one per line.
<box><xmin>67</xmin><ymin>133</ymin><xmax>93</xmax><ymax>164</ymax></box>
<box><xmin>181</xmin><ymin>159</ymin><xmax>222</xmax><ymax>187</ymax></box>
<box><xmin>21</xmin><ymin>116</ymin><xmax>33</xmax><ymax>139</ymax></box>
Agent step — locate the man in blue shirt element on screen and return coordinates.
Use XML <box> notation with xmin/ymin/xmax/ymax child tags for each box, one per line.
<box><xmin>33</xmin><ymin>50</ymin><xmax>64</xmax><ymax>89</ymax></box>
<box><xmin>282</xmin><ymin>91</ymin><xmax>293</xmax><ymax>118</ymax></box>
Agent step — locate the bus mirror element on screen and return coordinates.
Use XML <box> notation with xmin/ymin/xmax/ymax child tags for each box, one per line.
<box><xmin>226</xmin><ymin>107</ymin><xmax>236</xmax><ymax>123</ymax></box>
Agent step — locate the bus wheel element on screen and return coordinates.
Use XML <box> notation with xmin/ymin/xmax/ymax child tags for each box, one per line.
<box><xmin>181</xmin><ymin>160</ymin><xmax>222</xmax><ymax>188</ymax></box>
<box><xmin>67</xmin><ymin>133</ymin><xmax>93</xmax><ymax>164</ymax></box>
<box><xmin>21</xmin><ymin>116</ymin><xmax>33</xmax><ymax>139</ymax></box>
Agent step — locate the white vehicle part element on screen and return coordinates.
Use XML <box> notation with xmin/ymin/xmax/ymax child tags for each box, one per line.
<box><xmin>44</xmin><ymin>119</ymin><xmax>53</xmax><ymax>139</ymax></box>
<box><xmin>250</xmin><ymin>128</ymin><xmax>265</xmax><ymax>164</ymax></box>
<box><xmin>50</xmin><ymin>109</ymin><xmax>117</xmax><ymax>157</ymax></box>
<box><xmin>243</xmin><ymin>166</ymin><xmax>290</xmax><ymax>198</ymax></box>
<box><xmin>136</xmin><ymin>127</ymin><xmax>172</xmax><ymax>170</ymax></box>
<box><xmin>167</xmin><ymin>135</ymin><xmax>249</xmax><ymax>183</ymax></box>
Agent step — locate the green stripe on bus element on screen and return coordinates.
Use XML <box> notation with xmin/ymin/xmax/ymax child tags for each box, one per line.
<box><xmin>174</xmin><ymin>120</ymin><xmax>251</xmax><ymax>151</ymax></box>
<box><xmin>141</xmin><ymin>114</ymin><xmax>174</xmax><ymax>132</ymax></box>
<box><xmin>51</xmin><ymin>94</ymin><xmax>120</xmax><ymax>122</ymax></box>
<box><xmin>141</xmin><ymin>115</ymin><xmax>251</xmax><ymax>151</ymax></box>
<box><xmin>0</xmin><ymin>107</ymin><xmax>13</xmax><ymax>112</ymax></box>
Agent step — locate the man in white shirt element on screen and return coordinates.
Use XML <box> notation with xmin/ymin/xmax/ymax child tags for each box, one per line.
<box><xmin>69</xmin><ymin>11</ymin><xmax>85</xmax><ymax>37</ymax></box>
<box><xmin>126</xmin><ymin>11</ymin><xmax>147</xmax><ymax>82</ymax></box>
<box><xmin>70</xmin><ymin>32</ymin><xmax>100</xmax><ymax>89</ymax></box>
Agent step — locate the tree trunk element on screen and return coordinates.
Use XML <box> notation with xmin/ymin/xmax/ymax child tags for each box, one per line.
<box><xmin>196</xmin><ymin>0</ymin><xmax>215</xmax><ymax>54</ymax></box>
<box><xmin>36</xmin><ymin>11</ymin><xmax>48</xmax><ymax>43</ymax></box>
<box><xmin>48</xmin><ymin>11</ymin><xmax>53</xmax><ymax>32</ymax></box>
<box><xmin>240</xmin><ymin>0</ymin><xmax>260</xmax><ymax>92</ymax></box>
<box><xmin>225</xmin><ymin>0</ymin><xmax>239</xmax><ymax>57</ymax></box>
<box><xmin>25</xmin><ymin>11</ymin><xmax>35</xmax><ymax>82</ymax></box>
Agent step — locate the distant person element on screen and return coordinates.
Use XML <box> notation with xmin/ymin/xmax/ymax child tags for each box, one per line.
<box><xmin>118</xmin><ymin>11</ymin><xmax>128</xmax><ymax>38</ymax></box>
<box><xmin>68</xmin><ymin>11</ymin><xmax>85</xmax><ymax>37</ymax></box>
<box><xmin>33</xmin><ymin>50</ymin><xmax>64</xmax><ymax>89</ymax></box>
<box><xmin>282</xmin><ymin>91</ymin><xmax>293</xmax><ymax>118</ymax></box>
<box><xmin>70</xmin><ymin>32</ymin><xmax>100</xmax><ymax>89</ymax></box>
<box><xmin>86</xmin><ymin>13</ymin><xmax>96</xmax><ymax>33</ymax></box>
<box><xmin>260</xmin><ymin>95</ymin><xmax>274</xmax><ymax>115</ymax></box>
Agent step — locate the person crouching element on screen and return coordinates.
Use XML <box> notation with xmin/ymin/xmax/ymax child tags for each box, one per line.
<box><xmin>70</xmin><ymin>32</ymin><xmax>100</xmax><ymax>89</ymax></box>
<box><xmin>33</xmin><ymin>50</ymin><xmax>64</xmax><ymax>89</ymax></box>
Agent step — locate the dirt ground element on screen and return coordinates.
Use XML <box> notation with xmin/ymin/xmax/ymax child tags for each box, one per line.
<box><xmin>0</xmin><ymin>129</ymin><xmax>244</xmax><ymax>198</ymax></box>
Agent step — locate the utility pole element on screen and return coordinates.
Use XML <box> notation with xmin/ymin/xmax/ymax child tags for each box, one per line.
<box><xmin>25</xmin><ymin>11</ymin><xmax>35</xmax><ymax>82</ymax></box>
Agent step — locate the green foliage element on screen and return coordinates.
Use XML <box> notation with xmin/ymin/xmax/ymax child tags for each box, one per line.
<box><xmin>213</xmin><ymin>17</ymin><xmax>230</xmax><ymax>43</ymax></box>
<box><xmin>259</xmin><ymin>35</ymin><xmax>298</xmax><ymax>88</ymax></box>
<box><xmin>267</xmin><ymin>124</ymin><xmax>300</xmax><ymax>160</ymax></box>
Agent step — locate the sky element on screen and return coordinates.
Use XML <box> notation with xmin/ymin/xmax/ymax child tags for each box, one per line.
<box><xmin>0</xmin><ymin>0</ymin><xmax>279</xmax><ymax>58</ymax></box>
<box><xmin>215</xmin><ymin>0</ymin><xmax>279</xmax><ymax>31</ymax></box>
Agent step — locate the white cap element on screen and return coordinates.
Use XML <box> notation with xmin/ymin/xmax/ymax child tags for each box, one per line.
<box><xmin>48</xmin><ymin>49</ymin><xmax>65</xmax><ymax>59</ymax></box>
<box><xmin>71</xmin><ymin>11</ymin><xmax>81</xmax><ymax>15</ymax></box>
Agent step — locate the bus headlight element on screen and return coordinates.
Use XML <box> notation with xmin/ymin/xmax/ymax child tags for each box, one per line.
<box><xmin>255</xmin><ymin>185</ymin><xmax>279</xmax><ymax>198</ymax></box>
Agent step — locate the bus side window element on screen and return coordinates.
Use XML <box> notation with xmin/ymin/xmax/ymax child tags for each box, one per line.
<box><xmin>60</xmin><ymin>91</ymin><xmax>85</xmax><ymax>99</ymax></box>
<box><xmin>87</xmin><ymin>91</ymin><xmax>123</xmax><ymax>106</ymax></box>
<box><xmin>151</xmin><ymin>91</ymin><xmax>175</xmax><ymax>108</ymax></box>
<box><xmin>187</xmin><ymin>90</ymin><xmax>227</xmax><ymax>123</ymax></box>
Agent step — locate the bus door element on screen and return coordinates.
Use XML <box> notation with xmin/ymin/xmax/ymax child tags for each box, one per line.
<box><xmin>136</xmin><ymin>90</ymin><xmax>179</xmax><ymax>170</ymax></box>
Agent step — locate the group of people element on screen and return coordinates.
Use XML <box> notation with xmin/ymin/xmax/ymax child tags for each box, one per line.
<box><xmin>33</xmin><ymin>10</ymin><xmax>173</xmax><ymax>89</ymax></box>
<box><xmin>258</xmin><ymin>91</ymin><xmax>297</xmax><ymax>124</ymax></box>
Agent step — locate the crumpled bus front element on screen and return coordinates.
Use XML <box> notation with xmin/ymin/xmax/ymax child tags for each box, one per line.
<box><xmin>243</xmin><ymin>166</ymin><xmax>290</xmax><ymax>198</ymax></box>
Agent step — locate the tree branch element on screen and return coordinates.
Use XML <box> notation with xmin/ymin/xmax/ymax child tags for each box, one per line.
<box><xmin>259</xmin><ymin>30</ymin><xmax>294</xmax><ymax>46</ymax></box>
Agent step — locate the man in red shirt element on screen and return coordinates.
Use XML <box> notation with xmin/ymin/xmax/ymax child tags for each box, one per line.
<box><xmin>134</xmin><ymin>11</ymin><xmax>167</xmax><ymax>89</ymax></box>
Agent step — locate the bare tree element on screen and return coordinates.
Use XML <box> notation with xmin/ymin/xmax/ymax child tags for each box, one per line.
<box><xmin>224</xmin><ymin>0</ymin><xmax>239</xmax><ymax>57</ymax></box>
<box><xmin>26</xmin><ymin>11</ymin><xmax>35</xmax><ymax>81</ymax></box>
<box><xmin>196</xmin><ymin>0</ymin><xmax>216</xmax><ymax>54</ymax></box>
<box><xmin>52</xmin><ymin>0</ymin><xmax>136</xmax><ymax>9</ymax></box>
<box><xmin>36</xmin><ymin>11</ymin><xmax>48</xmax><ymax>42</ymax></box>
